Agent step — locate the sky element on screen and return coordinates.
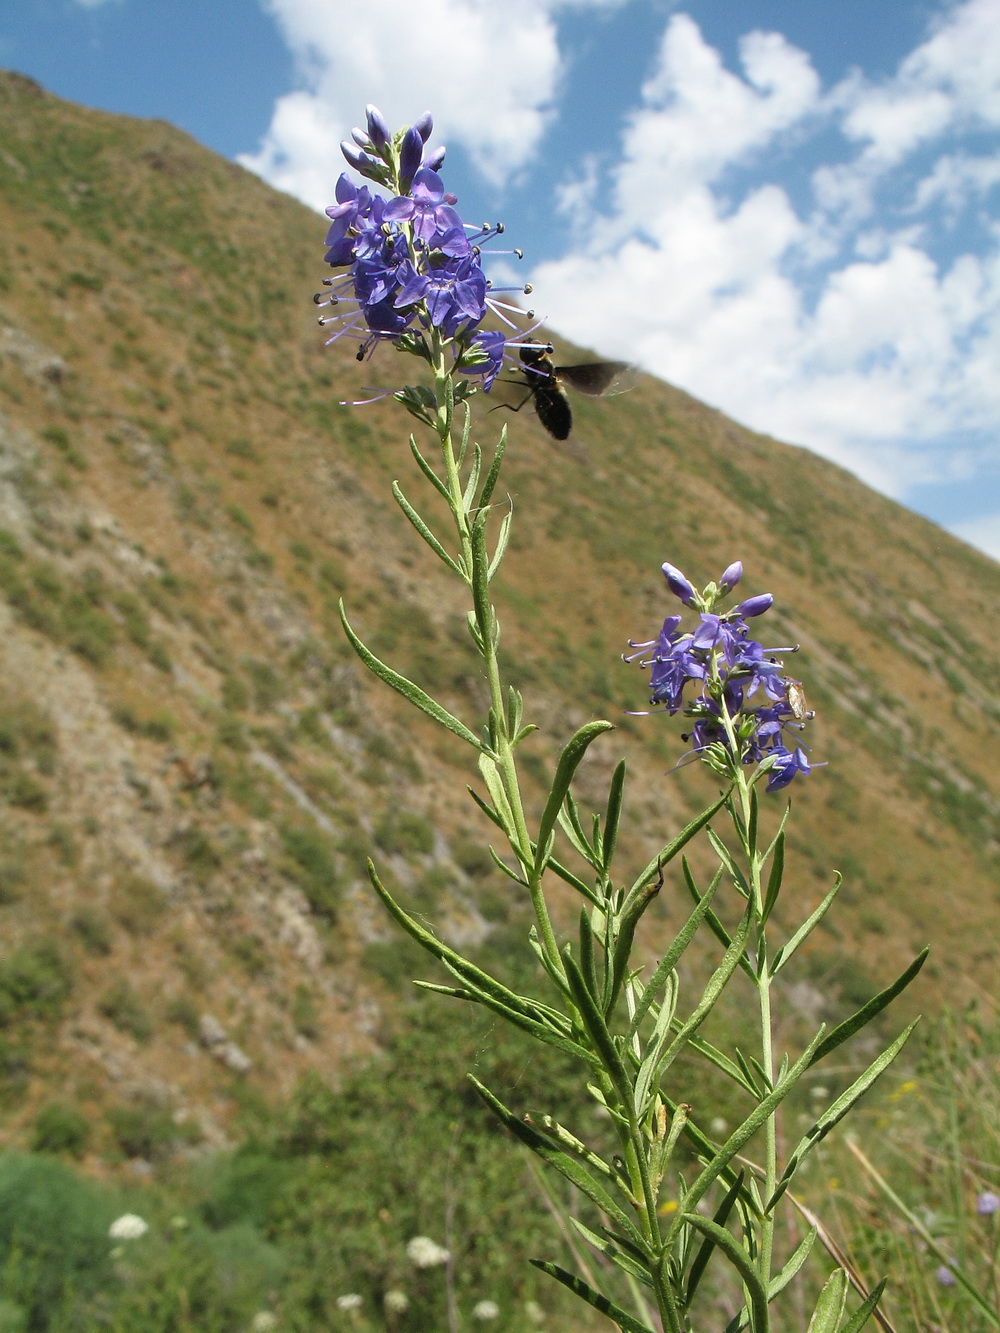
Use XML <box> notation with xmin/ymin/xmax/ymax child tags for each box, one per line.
<box><xmin>3</xmin><ymin>0</ymin><xmax>1000</xmax><ymax>559</ymax></box>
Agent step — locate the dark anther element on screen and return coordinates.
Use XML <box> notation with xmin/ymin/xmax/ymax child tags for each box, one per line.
<box><xmin>312</xmin><ymin>292</ymin><xmax>324</xmax><ymax>304</ymax></box>
<box><xmin>496</xmin><ymin>222</ymin><xmax>505</xmax><ymax>233</ymax></box>
<box><xmin>526</xmin><ymin>309</ymin><xmax>535</xmax><ymax>318</ymax></box>
<box><xmin>485</xmin><ymin>279</ymin><xmax>493</xmax><ymax>289</ymax></box>
<box><xmin>523</xmin><ymin>283</ymin><xmax>533</xmax><ymax>294</ymax></box>
<box><xmin>514</xmin><ymin>248</ymin><xmax>523</xmax><ymax>259</ymax></box>
<box><xmin>473</xmin><ymin>246</ymin><xmax>481</xmax><ymax>256</ymax></box>
<box><xmin>356</xmin><ymin>346</ymin><xmax>365</xmax><ymax>361</ymax></box>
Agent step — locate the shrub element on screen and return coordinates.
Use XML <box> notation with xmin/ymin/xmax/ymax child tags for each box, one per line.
<box><xmin>31</xmin><ymin>1103</ymin><xmax>90</xmax><ymax>1158</ymax></box>
<box><xmin>280</xmin><ymin>826</ymin><xmax>340</xmax><ymax>919</ymax></box>
<box><xmin>0</xmin><ymin>943</ymin><xmax>71</xmax><ymax>1024</ymax></box>
<box><xmin>70</xmin><ymin>906</ymin><xmax>112</xmax><ymax>956</ymax></box>
<box><xmin>98</xmin><ymin>980</ymin><xmax>153</xmax><ymax>1042</ymax></box>
<box><xmin>107</xmin><ymin>1098</ymin><xmax>176</xmax><ymax>1160</ymax></box>
<box><xmin>374</xmin><ymin>809</ymin><xmax>435</xmax><ymax>858</ymax></box>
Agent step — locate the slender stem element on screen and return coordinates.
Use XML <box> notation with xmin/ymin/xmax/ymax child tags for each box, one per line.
<box><xmin>429</xmin><ymin>334</ymin><xmax>561</xmax><ymax>971</ymax></box>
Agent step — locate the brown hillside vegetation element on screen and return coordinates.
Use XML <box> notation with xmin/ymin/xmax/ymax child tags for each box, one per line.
<box><xmin>0</xmin><ymin>67</ymin><xmax>998</xmax><ymax>1163</ymax></box>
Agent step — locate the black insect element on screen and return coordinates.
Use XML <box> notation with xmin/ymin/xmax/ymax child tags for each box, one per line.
<box><xmin>510</xmin><ymin>346</ymin><xmax>631</xmax><ymax>440</ymax></box>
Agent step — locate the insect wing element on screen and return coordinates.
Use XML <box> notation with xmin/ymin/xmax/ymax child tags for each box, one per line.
<box><xmin>556</xmin><ymin>361</ymin><xmax>633</xmax><ymax>397</ymax></box>
<box><xmin>786</xmin><ymin>681</ymin><xmax>812</xmax><ymax>721</ymax></box>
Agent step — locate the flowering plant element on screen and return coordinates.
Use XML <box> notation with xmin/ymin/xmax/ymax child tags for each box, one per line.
<box><xmin>327</xmin><ymin>107</ymin><xmax>925</xmax><ymax>1333</ymax></box>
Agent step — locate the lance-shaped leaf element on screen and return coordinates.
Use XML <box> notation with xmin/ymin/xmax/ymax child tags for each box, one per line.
<box><xmin>683</xmin><ymin>859</ymin><xmax>758</xmax><ymax>982</ymax></box>
<box><xmin>722</xmin><ymin>1226</ymin><xmax>817</xmax><ymax>1333</ymax></box>
<box><xmin>477</xmin><ymin>754</ymin><xmax>531</xmax><ymax>865</ymax></box>
<box><xmin>367</xmin><ymin>863</ymin><xmax>598</xmax><ymax>1067</ymax></box>
<box><xmin>534</xmin><ymin>721</ymin><xmax>615</xmax><ymax>879</ymax></box>
<box><xmin>808</xmin><ymin>950</ymin><xmax>927</xmax><ymax>1066</ymax></box>
<box><xmin>470</xmin><ymin>509</ymin><xmax>496</xmax><ymax>644</ymax></box>
<box><xmin>707</xmin><ymin>827</ymin><xmax>752</xmax><ymax>899</ymax></box>
<box><xmin>569</xmin><ymin>1216</ymin><xmax>653</xmax><ymax>1287</ymax></box>
<box><xmin>686</xmin><ymin>1170</ymin><xmax>744</xmax><ymax>1303</ymax></box>
<box><xmin>840</xmin><ymin>1281</ymin><xmax>888</xmax><ymax>1333</ymax></box>
<box><xmin>761</xmin><ymin>830</ymin><xmax>784</xmax><ymax>923</ymax></box>
<box><xmin>391</xmin><ymin>481</ymin><xmax>464</xmax><ymax>577</ymax></box>
<box><xmin>408</xmin><ymin>433</ymin><xmax>451</xmax><ymax>502</ymax></box>
<box><xmin>661</xmin><ymin>1097</ymin><xmax>758</xmax><ymax>1214</ymax></box>
<box><xmin>626</xmin><ymin>789</ymin><xmax>731</xmax><ymax>902</ymax></box>
<box><xmin>470</xmin><ymin>1078</ymin><xmax>651</xmax><ymax>1254</ymax></box>
<box><xmin>524</xmin><ymin>1114</ymin><xmax>620</xmax><ymax>1189</ymax></box>
<box><xmin>807</xmin><ymin>1269</ymin><xmax>848</xmax><ymax>1333</ymax></box>
<box><xmin>607</xmin><ymin>869</ymin><xmax>662</xmax><ymax>1016</ymax></box>
<box><xmin>476</xmin><ymin>421</ymin><xmax>507</xmax><ymax>508</ymax></box>
<box><xmin>563</xmin><ymin>948</ymin><xmax>633</xmax><ymax>1107</ymax></box>
<box><xmin>488</xmin><ymin>507</ymin><xmax>513</xmax><ymax>581</ymax></box>
<box><xmin>529</xmin><ymin>1260</ymin><xmax>657</xmax><ymax>1333</ymax></box>
<box><xmin>635</xmin><ymin>899</ymin><xmax>754</xmax><ymax>1119</ymax></box>
<box><xmin>602</xmin><ymin>760</ymin><xmax>627</xmax><ymax>871</ymax></box>
<box><xmin>771</xmin><ymin>875</ymin><xmax>842</xmax><ymax>975</ymax></box>
<box><xmin>683</xmin><ymin>1215</ymin><xmax>769</xmax><ymax>1333</ymax></box>
<box><xmin>667</xmin><ymin>1029</ymin><xmax>827</xmax><ymax>1243</ymax></box>
<box><xmin>340</xmin><ymin>602</ymin><xmax>487</xmax><ymax>753</ymax></box>
<box><xmin>625</xmin><ymin>869</ymin><xmax>723</xmax><ymax>1042</ymax></box>
<box><xmin>768</xmin><ymin>1021</ymin><xmax>919</xmax><ymax>1210</ymax></box>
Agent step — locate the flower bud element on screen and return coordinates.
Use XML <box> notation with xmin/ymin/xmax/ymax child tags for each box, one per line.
<box><xmin>424</xmin><ymin>145</ymin><xmax>446</xmax><ymax>171</ymax></box>
<box><xmin>736</xmin><ymin>593</ymin><xmax>773</xmax><ymax>618</ymax></box>
<box><xmin>341</xmin><ymin>140</ymin><xmax>372</xmax><ymax>171</ymax></box>
<box><xmin>661</xmin><ymin>562</ymin><xmax>695</xmax><ymax>605</ymax></box>
<box><xmin>720</xmin><ymin>561</ymin><xmax>743</xmax><ymax>591</ymax></box>
<box><xmin>351</xmin><ymin>127</ymin><xmax>372</xmax><ymax>150</ymax></box>
<box><xmin>399</xmin><ymin>127</ymin><xmax>423</xmax><ymax>190</ymax></box>
<box><xmin>365</xmin><ymin>104</ymin><xmax>391</xmax><ymax>152</ymax></box>
<box><xmin>413</xmin><ymin>111</ymin><xmax>434</xmax><ymax>143</ymax></box>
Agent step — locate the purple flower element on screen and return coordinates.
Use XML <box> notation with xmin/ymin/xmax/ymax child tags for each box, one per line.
<box><xmin>935</xmin><ymin>1265</ymin><xmax>957</xmax><ymax>1287</ymax></box>
<box><xmin>458</xmin><ymin>330</ymin><xmax>507</xmax><ymax>390</ymax></box>
<box><xmin>662</xmin><ymin>563</ymin><xmax>695</xmax><ymax>605</ymax></box>
<box><xmin>627</xmin><ymin>565</ymin><xmax>817</xmax><ymax>789</ymax></box>
<box><xmin>383</xmin><ymin>169</ymin><xmax>465</xmax><ymax>244</ymax></box>
<box><xmin>399</xmin><ymin>126</ymin><xmax>424</xmax><ymax>190</ymax></box>
<box><xmin>366</xmin><ymin>104</ymin><xmax>391</xmax><ymax>153</ymax></box>
<box><xmin>413</xmin><ymin>110</ymin><xmax>434</xmax><ymax>143</ymax></box>
<box><xmin>977</xmin><ymin>1190</ymin><xmax>1000</xmax><ymax>1216</ymax></box>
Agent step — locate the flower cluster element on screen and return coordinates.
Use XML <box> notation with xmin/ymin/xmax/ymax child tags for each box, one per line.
<box><xmin>627</xmin><ymin>561</ymin><xmax>815</xmax><ymax>790</ymax></box>
<box><xmin>316</xmin><ymin>105</ymin><xmax>534</xmax><ymax>388</ymax></box>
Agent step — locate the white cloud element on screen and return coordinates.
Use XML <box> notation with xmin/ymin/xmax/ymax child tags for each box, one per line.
<box><xmin>240</xmin><ymin>0</ymin><xmax>620</xmax><ymax>207</ymax></box>
<box><xmin>951</xmin><ymin>512</ymin><xmax>1000</xmax><ymax>561</ymax></box>
<box><xmin>531</xmin><ymin>3</ymin><xmax>1000</xmax><ymax>503</ymax></box>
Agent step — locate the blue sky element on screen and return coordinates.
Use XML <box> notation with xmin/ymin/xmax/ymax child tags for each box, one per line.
<box><xmin>3</xmin><ymin>0</ymin><xmax>1000</xmax><ymax>557</ymax></box>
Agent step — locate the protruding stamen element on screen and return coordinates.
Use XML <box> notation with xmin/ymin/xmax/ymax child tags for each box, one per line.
<box><xmin>523</xmin><ymin>284</ymin><xmax>533</xmax><ymax>294</ymax></box>
<box><xmin>514</xmin><ymin>248</ymin><xmax>523</xmax><ymax>259</ymax></box>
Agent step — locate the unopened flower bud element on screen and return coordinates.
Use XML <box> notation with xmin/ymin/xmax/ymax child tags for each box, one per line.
<box><xmin>736</xmin><ymin>593</ymin><xmax>773</xmax><ymax>618</ymax></box>
<box><xmin>720</xmin><ymin>561</ymin><xmax>743</xmax><ymax>591</ymax></box>
<box><xmin>341</xmin><ymin>140</ymin><xmax>373</xmax><ymax>173</ymax></box>
<box><xmin>413</xmin><ymin>110</ymin><xmax>434</xmax><ymax>142</ymax></box>
<box><xmin>351</xmin><ymin>127</ymin><xmax>372</xmax><ymax>150</ymax></box>
<box><xmin>661</xmin><ymin>562</ymin><xmax>695</xmax><ymax>605</ymax></box>
<box><xmin>399</xmin><ymin>127</ymin><xmax>423</xmax><ymax>190</ymax></box>
<box><xmin>365</xmin><ymin>104</ymin><xmax>391</xmax><ymax>152</ymax></box>
<box><xmin>424</xmin><ymin>145</ymin><xmax>446</xmax><ymax>171</ymax></box>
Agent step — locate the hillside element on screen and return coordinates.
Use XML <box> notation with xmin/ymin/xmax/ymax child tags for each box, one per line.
<box><xmin>0</xmin><ymin>63</ymin><xmax>998</xmax><ymax>1182</ymax></box>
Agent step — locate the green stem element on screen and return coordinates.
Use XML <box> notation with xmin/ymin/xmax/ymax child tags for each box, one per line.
<box><xmin>429</xmin><ymin>335</ymin><xmax>561</xmax><ymax>972</ymax></box>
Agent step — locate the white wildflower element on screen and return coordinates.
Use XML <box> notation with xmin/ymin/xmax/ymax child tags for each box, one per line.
<box><xmin>472</xmin><ymin>1300</ymin><xmax>500</xmax><ymax>1320</ymax></box>
<box><xmin>525</xmin><ymin>1300</ymin><xmax>545</xmax><ymax>1325</ymax></box>
<box><xmin>709</xmin><ymin>1117</ymin><xmax>728</xmax><ymax>1136</ymax></box>
<box><xmin>384</xmin><ymin>1291</ymin><xmax>410</xmax><ymax>1313</ymax></box>
<box><xmin>406</xmin><ymin>1235</ymin><xmax>450</xmax><ymax>1268</ymax></box>
<box><xmin>336</xmin><ymin>1294</ymin><xmax>363</xmax><ymax>1311</ymax></box>
<box><xmin>108</xmin><ymin>1213</ymin><xmax>148</xmax><ymax>1240</ymax></box>
<box><xmin>251</xmin><ymin>1315</ymin><xmax>278</xmax><ymax>1333</ymax></box>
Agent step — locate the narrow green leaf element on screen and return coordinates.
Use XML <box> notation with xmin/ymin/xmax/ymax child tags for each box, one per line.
<box><xmin>769</xmin><ymin>1021</ymin><xmax>919</xmax><ymax>1209</ymax></box>
<box><xmin>556</xmin><ymin>803</ymin><xmax>599</xmax><ymax>868</ymax></box>
<box><xmin>462</xmin><ymin>440</ymin><xmax>482</xmax><ymax>509</ymax></box>
<box><xmin>807</xmin><ymin>1269</ymin><xmax>848</xmax><ymax>1333</ymax></box>
<box><xmin>470</xmin><ymin>511</ymin><xmax>495</xmax><ymax>648</ymax></box>
<box><xmin>563</xmin><ymin>949</ymin><xmax>633</xmax><ymax>1105</ymax></box>
<box><xmin>533</xmin><ymin>721</ymin><xmax>615</xmax><ymax>877</ymax></box>
<box><xmin>626</xmin><ymin>788</ymin><xmax>731</xmax><ymax>900</ymax></box>
<box><xmin>748</xmin><ymin>787</ymin><xmax>759</xmax><ymax>856</ymax></box>
<box><xmin>524</xmin><ymin>1114</ymin><xmax>619</xmax><ymax>1186</ymax></box>
<box><xmin>762</xmin><ymin>801</ymin><xmax>791</xmax><ymax>867</ymax></box>
<box><xmin>408</xmin><ymin>434</ymin><xmax>450</xmax><ymax>501</ymax></box>
<box><xmin>683</xmin><ymin>1215</ymin><xmax>769</xmax><ymax>1333</ymax></box>
<box><xmin>608</xmin><ymin>868</ymin><xmax>663</xmax><ymax>1015</ymax></box>
<box><xmin>602</xmin><ymin>760</ymin><xmax>627</xmax><ymax>870</ymax></box>
<box><xmin>707</xmin><ymin>827</ymin><xmax>752</xmax><ymax>898</ymax></box>
<box><xmin>771</xmin><ymin>875</ymin><xmax>842</xmax><ymax>975</ymax></box>
<box><xmin>476</xmin><ymin>421</ymin><xmax>507</xmax><ymax>508</ymax></box>
<box><xmin>625</xmin><ymin>869</ymin><xmax>723</xmax><ymax>1041</ymax></box>
<box><xmin>579</xmin><ymin>909</ymin><xmax>601</xmax><ymax>1002</ymax></box>
<box><xmin>470</xmin><ymin>1079</ymin><xmax>651</xmax><ymax>1253</ymax></box>
<box><xmin>391</xmin><ymin>481</ymin><xmax>464</xmax><ymax>577</ymax></box>
<box><xmin>720</xmin><ymin>1226</ymin><xmax>817</xmax><ymax>1327</ymax></box>
<box><xmin>761</xmin><ymin>831</ymin><xmax>784</xmax><ymax>923</ymax></box>
<box><xmin>808</xmin><ymin>950</ymin><xmax>928</xmax><ymax>1065</ymax></box>
<box><xmin>529</xmin><ymin>1260</ymin><xmax>656</xmax><ymax>1333</ymax></box>
<box><xmin>686</xmin><ymin>1170</ymin><xmax>745</xmax><ymax>1303</ymax></box>
<box><xmin>477</xmin><ymin>754</ymin><xmax>526</xmax><ymax>861</ymax></box>
<box><xmin>839</xmin><ymin>1280</ymin><xmax>888</xmax><ymax>1333</ymax></box>
<box><xmin>683</xmin><ymin>859</ymin><xmax>757</xmax><ymax>981</ymax></box>
<box><xmin>568</xmin><ymin>1216</ymin><xmax>653</xmax><ymax>1286</ymax></box>
<box><xmin>683</xmin><ymin>1033</ymin><xmax>761</xmax><ymax>1098</ymax></box>
<box><xmin>488</xmin><ymin>507</ymin><xmax>512</xmax><ymax>581</ymax></box>
<box><xmin>340</xmin><ymin>603</ymin><xmax>487</xmax><ymax>753</ymax></box>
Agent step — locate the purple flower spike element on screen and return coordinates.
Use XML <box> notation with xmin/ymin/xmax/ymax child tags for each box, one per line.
<box><xmin>399</xmin><ymin>127</ymin><xmax>424</xmax><ymax>190</ymax></box>
<box><xmin>365</xmin><ymin>104</ymin><xmax>391</xmax><ymax>153</ymax></box>
<box><xmin>736</xmin><ymin>593</ymin><xmax>773</xmax><ymax>618</ymax></box>
<box><xmin>413</xmin><ymin>111</ymin><xmax>434</xmax><ymax>143</ymax></box>
<box><xmin>720</xmin><ymin>561</ymin><xmax>743</xmax><ymax>592</ymax></box>
<box><xmin>977</xmin><ymin>1190</ymin><xmax>1000</xmax><ymax>1216</ymax></box>
<box><xmin>935</xmin><ymin>1265</ymin><xmax>957</xmax><ymax>1287</ymax></box>
<box><xmin>424</xmin><ymin>145</ymin><xmax>446</xmax><ymax>171</ymax></box>
<box><xmin>662</xmin><ymin>562</ymin><xmax>695</xmax><ymax>606</ymax></box>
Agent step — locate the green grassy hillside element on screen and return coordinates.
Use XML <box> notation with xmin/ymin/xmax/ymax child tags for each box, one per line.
<box><xmin>0</xmin><ymin>64</ymin><xmax>997</xmax><ymax>1209</ymax></box>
